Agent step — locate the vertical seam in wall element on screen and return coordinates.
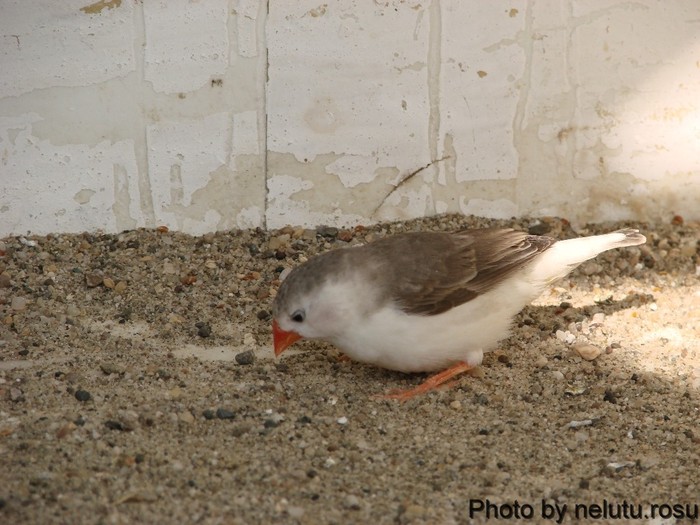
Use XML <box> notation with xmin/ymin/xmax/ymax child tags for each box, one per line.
<box><xmin>134</xmin><ymin>1</ymin><xmax>156</xmax><ymax>227</ymax></box>
<box><xmin>565</xmin><ymin>0</ymin><xmax>578</xmax><ymax>180</ymax></box>
<box><xmin>511</xmin><ymin>1</ymin><xmax>534</xmax><ymax>215</ymax></box>
<box><xmin>259</xmin><ymin>0</ymin><xmax>270</xmax><ymax>230</ymax></box>
<box><xmin>427</xmin><ymin>0</ymin><xmax>442</xmax><ymax>163</ymax></box>
<box><xmin>424</xmin><ymin>0</ymin><xmax>442</xmax><ymax>216</ymax></box>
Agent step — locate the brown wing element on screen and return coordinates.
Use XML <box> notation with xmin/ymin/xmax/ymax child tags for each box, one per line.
<box><xmin>364</xmin><ymin>228</ymin><xmax>555</xmax><ymax>316</ymax></box>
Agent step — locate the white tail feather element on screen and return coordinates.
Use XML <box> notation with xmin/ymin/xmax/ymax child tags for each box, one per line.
<box><xmin>530</xmin><ymin>229</ymin><xmax>646</xmax><ymax>285</ymax></box>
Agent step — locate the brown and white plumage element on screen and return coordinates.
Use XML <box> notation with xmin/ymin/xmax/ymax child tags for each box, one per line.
<box><xmin>272</xmin><ymin>227</ymin><xmax>646</xmax><ymax>399</ymax></box>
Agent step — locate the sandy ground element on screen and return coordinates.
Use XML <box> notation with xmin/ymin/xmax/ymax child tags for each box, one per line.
<box><xmin>0</xmin><ymin>214</ymin><xmax>699</xmax><ymax>525</ymax></box>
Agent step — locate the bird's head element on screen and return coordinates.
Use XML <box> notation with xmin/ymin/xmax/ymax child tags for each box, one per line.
<box><xmin>271</xmin><ymin>261</ymin><xmax>341</xmax><ymax>357</ymax></box>
<box><xmin>271</xmin><ymin>249</ymin><xmax>375</xmax><ymax>357</ymax></box>
<box><xmin>271</xmin><ymin>283</ymin><xmax>313</xmax><ymax>357</ymax></box>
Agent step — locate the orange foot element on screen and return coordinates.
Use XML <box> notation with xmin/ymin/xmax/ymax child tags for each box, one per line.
<box><xmin>380</xmin><ymin>361</ymin><xmax>475</xmax><ymax>401</ymax></box>
<box><xmin>337</xmin><ymin>353</ymin><xmax>352</xmax><ymax>363</ymax></box>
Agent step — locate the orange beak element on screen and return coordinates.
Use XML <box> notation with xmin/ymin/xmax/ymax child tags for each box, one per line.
<box><xmin>272</xmin><ymin>320</ymin><xmax>302</xmax><ymax>356</ymax></box>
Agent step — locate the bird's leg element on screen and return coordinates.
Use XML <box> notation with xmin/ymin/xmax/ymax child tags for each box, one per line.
<box><xmin>337</xmin><ymin>353</ymin><xmax>352</xmax><ymax>363</ymax></box>
<box><xmin>380</xmin><ymin>361</ymin><xmax>474</xmax><ymax>401</ymax></box>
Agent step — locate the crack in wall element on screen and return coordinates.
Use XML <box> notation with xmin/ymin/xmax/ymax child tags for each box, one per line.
<box><xmin>372</xmin><ymin>156</ymin><xmax>451</xmax><ymax>217</ymax></box>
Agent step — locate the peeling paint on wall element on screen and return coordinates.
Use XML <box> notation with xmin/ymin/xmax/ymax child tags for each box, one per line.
<box><xmin>145</xmin><ymin>112</ymin><xmax>266</xmax><ymax>234</ymax></box>
<box><xmin>1</xmin><ymin>0</ymin><xmax>699</xmax><ymax>237</ymax></box>
<box><xmin>0</xmin><ymin>1</ymin><xmax>267</xmax><ymax>237</ymax></box>
<box><xmin>0</xmin><ymin>113</ymin><xmax>143</xmax><ymax>235</ymax></box>
<box><xmin>80</xmin><ymin>0</ymin><xmax>122</xmax><ymax>15</ymax></box>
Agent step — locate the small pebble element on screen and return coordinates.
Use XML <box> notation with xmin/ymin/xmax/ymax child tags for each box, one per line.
<box><xmin>168</xmin><ymin>313</ymin><xmax>186</xmax><ymax>324</ymax></box>
<box><xmin>565</xmin><ymin>385</ymin><xmax>586</xmax><ymax>396</ymax></box>
<box><xmin>603</xmin><ymin>389</ymin><xmax>618</xmax><ymax>404</ymax></box>
<box><xmin>317</xmin><ymin>226</ymin><xmax>339</xmax><ymax>238</ymax></box>
<box><xmin>268</xmin><ymin>234</ymin><xmax>290</xmax><ymax>250</ymax></box>
<box><xmin>74</xmin><ymin>389</ymin><xmax>91</xmax><ymax>402</ymax></box>
<box><xmin>85</xmin><ymin>273</ymin><xmax>103</xmax><ymax>288</ymax></box>
<box><xmin>235</xmin><ymin>350</ymin><xmax>255</xmax><ymax>365</ymax></box>
<box><xmin>551</xmin><ymin>370</ymin><xmax>565</xmax><ymax>381</ymax></box>
<box><xmin>116</xmin><ymin>410</ymin><xmax>140</xmax><ymax>431</ymax></box>
<box><xmin>337</xmin><ymin>229</ymin><xmax>354</xmax><ymax>242</ymax></box>
<box><xmin>104</xmin><ymin>420</ymin><xmax>125</xmax><ymax>431</ymax></box>
<box><xmin>574</xmin><ymin>343</ymin><xmax>602</xmax><ymax>361</ymax></box>
<box><xmin>196</xmin><ymin>322</ymin><xmax>212</xmax><ymax>338</ymax></box>
<box><xmin>606</xmin><ymin>461</ymin><xmax>635</xmax><ymax>472</ymax></box>
<box><xmin>555</xmin><ymin>330</ymin><xmax>576</xmax><ymax>344</ymax></box>
<box><xmin>402</xmin><ymin>504</ymin><xmax>428</xmax><ymax>520</ymax></box>
<box><xmin>344</xmin><ymin>495</ymin><xmax>361</xmax><ymax>510</ymax></box>
<box><xmin>0</xmin><ymin>273</ymin><xmax>11</xmax><ymax>288</ymax></box>
<box><xmin>474</xmin><ymin>393</ymin><xmax>489</xmax><ymax>405</ymax></box>
<box><xmin>167</xmin><ymin>387</ymin><xmax>183</xmax><ymax>400</ymax></box>
<box><xmin>65</xmin><ymin>305</ymin><xmax>80</xmax><ymax>317</ymax></box>
<box><xmin>179</xmin><ymin>411</ymin><xmax>195</xmax><ymax>424</ymax></box>
<box><xmin>337</xmin><ymin>416</ymin><xmax>348</xmax><ymax>425</ymax></box>
<box><xmin>100</xmin><ymin>363</ymin><xmax>124</xmax><ymax>375</ymax></box>
<box><xmin>216</xmin><ymin>408</ymin><xmax>235</xmax><ymax>420</ymax></box>
<box><xmin>19</xmin><ymin>237</ymin><xmax>37</xmax><ymax>247</ymax></box>
<box><xmin>534</xmin><ymin>356</ymin><xmax>548</xmax><ymax>368</ymax></box>
<box><xmin>10</xmin><ymin>387</ymin><xmax>23</xmax><ymax>402</ymax></box>
<box><xmin>638</xmin><ymin>455</ymin><xmax>660</xmax><ymax>469</ymax></box>
<box><xmin>11</xmin><ymin>297</ymin><xmax>27</xmax><ymax>311</ymax></box>
<box><xmin>56</xmin><ymin>422</ymin><xmax>77</xmax><ymax>439</ymax></box>
<box><xmin>567</xmin><ymin>419</ymin><xmax>593</xmax><ymax>428</ymax></box>
<box><xmin>580</xmin><ymin>261</ymin><xmax>603</xmax><ymax>276</ymax></box>
<box><xmin>466</xmin><ymin>367</ymin><xmax>485</xmax><ymax>379</ymax></box>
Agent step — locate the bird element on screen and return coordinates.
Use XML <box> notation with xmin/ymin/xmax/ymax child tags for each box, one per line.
<box><xmin>271</xmin><ymin>227</ymin><xmax>646</xmax><ymax>400</ymax></box>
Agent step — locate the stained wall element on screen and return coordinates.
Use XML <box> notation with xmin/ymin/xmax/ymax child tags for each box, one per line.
<box><xmin>1</xmin><ymin>1</ymin><xmax>698</xmax><ymax>235</ymax></box>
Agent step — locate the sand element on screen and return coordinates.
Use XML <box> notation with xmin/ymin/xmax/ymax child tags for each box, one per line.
<box><xmin>1</xmin><ymin>214</ymin><xmax>698</xmax><ymax>524</ymax></box>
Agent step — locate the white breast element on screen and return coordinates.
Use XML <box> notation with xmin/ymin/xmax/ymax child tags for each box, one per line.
<box><xmin>331</xmin><ymin>270</ymin><xmax>541</xmax><ymax>373</ymax></box>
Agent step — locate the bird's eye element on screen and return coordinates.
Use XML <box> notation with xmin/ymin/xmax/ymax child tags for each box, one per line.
<box><xmin>291</xmin><ymin>309</ymin><xmax>305</xmax><ymax>323</ymax></box>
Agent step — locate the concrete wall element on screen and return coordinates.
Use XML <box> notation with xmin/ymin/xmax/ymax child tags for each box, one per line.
<box><xmin>1</xmin><ymin>0</ymin><xmax>699</xmax><ymax>236</ymax></box>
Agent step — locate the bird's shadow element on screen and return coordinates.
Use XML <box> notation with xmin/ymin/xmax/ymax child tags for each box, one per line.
<box><xmin>516</xmin><ymin>291</ymin><xmax>656</xmax><ymax>333</ymax></box>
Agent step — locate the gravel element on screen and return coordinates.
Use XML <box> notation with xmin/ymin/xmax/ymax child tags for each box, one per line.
<box><xmin>0</xmin><ymin>214</ymin><xmax>698</xmax><ymax>524</ymax></box>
